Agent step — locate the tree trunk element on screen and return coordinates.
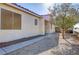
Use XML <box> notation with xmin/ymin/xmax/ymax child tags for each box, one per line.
<box><xmin>61</xmin><ymin>29</ymin><xmax>65</xmax><ymax>39</ymax></box>
<box><xmin>62</xmin><ymin>30</ymin><xmax>65</xmax><ymax>39</ymax></box>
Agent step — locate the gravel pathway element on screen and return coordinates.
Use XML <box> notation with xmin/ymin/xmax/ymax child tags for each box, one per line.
<box><xmin>39</xmin><ymin>33</ymin><xmax>79</xmax><ymax>55</ymax></box>
<box><xmin>6</xmin><ymin>33</ymin><xmax>58</xmax><ymax>55</ymax></box>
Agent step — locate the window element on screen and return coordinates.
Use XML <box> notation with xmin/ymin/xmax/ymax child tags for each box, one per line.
<box><xmin>13</xmin><ymin>13</ymin><xmax>21</xmax><ymax>29</ymax></box>
<box><xmin>1</xmin><ymin>8</ymin><xmax>21</xmax><ymax>29</ymax></box>
<box><xmin>1</xmin><ymin>8</ymin><xmax>12</xmax><ymax>29</ymax></box>
<box><xmin>34</xmin><ymin>19</ymin><xmax>38</xmax><ymax>25</ymax></box>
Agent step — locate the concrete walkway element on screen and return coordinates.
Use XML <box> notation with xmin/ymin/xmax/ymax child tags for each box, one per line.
<box><xmin>2</xmin><ymin>33</ymin><xmax>79</xmax><ymax>55</ymax></box>
<box><xmin>0</xmin><ymin>33</ymin><xmax>58</xmax><ymax>55</ymax></box>
<box><xmin>6</xmin><ymin>33</ymin><xmax>58</xmax><ymax>55</ymax></box>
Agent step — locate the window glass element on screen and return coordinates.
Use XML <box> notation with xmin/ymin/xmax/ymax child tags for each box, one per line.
<box><xmin>35</xmin><ymin>19</ymin><xmax>38</xmax><ymax>25</ymax></box>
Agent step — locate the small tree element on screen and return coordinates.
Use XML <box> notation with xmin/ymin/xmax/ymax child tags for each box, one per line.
<box><xmin>49</xmin><ymin>3</ymin><xmax>79</xmax><ymax>39</ymax></box>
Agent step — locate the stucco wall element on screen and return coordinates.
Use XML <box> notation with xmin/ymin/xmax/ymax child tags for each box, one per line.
<box><xmin>45</xmin><ymin>21</ymin><xmax>55</xmax><ymax>33</ymax></box>
<box><xmin>0</xmin><ymin>4</ymin><xmax>45</xmax><ymax>42</ymax></box>
<box><xmin>51</xmin><ymin>24</ymin><xmax>55</xmax><ymax>33</ymax></box>
<box><xmin>39</xmin><ymin>18</ymin><xmax>45</xmax><ymax>35</ymax></box>
<box><xmin>45</xmin><ymin>21</ymin><xmax>51</xmax><ymax>33</ymax></box>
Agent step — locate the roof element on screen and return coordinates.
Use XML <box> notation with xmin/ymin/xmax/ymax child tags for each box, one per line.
<box><xmin>4</xmin><ymin>3</ymin><xmax>41</xmax><ymax>18</ymax></box>
<box><xmin>42</xmin><ymin>14</ymin><xmax>51</xmax><ymax>21</ymax></box>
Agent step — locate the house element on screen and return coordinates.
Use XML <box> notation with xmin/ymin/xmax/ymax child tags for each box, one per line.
<box><xmin>42</xmin><ymin>14</ymin><xmax>55</xmax><ymax>34</ymax></box>
<box><xmin>0</xmin><ymin>3</ymin><xmax>55</xmax><ymax>47</ymax></box>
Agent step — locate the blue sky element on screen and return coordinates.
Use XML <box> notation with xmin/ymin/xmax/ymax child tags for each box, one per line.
<box><xmin>17</xmin><ymin>3</ymin><xmax>53</xmax><ymax>15</ymax></box>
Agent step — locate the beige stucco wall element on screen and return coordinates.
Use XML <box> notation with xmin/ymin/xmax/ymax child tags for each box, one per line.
<box><xmin>39</xmin><ymin>18</ymin><xmax>45</xmax><ymax>35</ymax></box>
<box><xmin>0</xmin><ymin>4</ymin><xmax>45</xmax><ymax>42</ymax></box>
<box><xmin>51</xmin><ymin>24</ymin><xmax>55</xmax><ymax>33</ymax></box>
<box><xmin>45</xmin><ymin>21</ymin><xmax>51</xmax><ymax>33</ymax></box>
<box><xmin>45</xmin><ymin>21</ymin><xmax>55</xmax><ymax>33</ymax></box>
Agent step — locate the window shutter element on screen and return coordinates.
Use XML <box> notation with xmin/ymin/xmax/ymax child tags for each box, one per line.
<box><xmin>1</xmin><ymin>8</ymin><xmax>21</xmax><ymax>30</ymax></box>
<box><xmin>1</xmin><ymin>9</ymin><xmax>12</xmax><ymax>29</ymax></box>
<box><xmin>13</xmin><ymin>13</ymin><xmax>21</xmax><ymax>29</ymax></box>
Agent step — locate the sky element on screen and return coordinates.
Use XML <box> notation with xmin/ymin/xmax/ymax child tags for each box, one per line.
<box><xmin>17</xmin><ymin>3</ymin><xmax>54</xmax><ymax>15</ymax></box>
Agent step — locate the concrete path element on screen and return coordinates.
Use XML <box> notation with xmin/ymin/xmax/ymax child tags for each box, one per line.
<box><xmin>6</xmin><ymin>33</ymin><xmax>58</xmax><ymax>55</ymax></box>
<box><xmin>2</xmin><ymin>33</ymin><xmax>79</xmax><ymax>55</ymax></box>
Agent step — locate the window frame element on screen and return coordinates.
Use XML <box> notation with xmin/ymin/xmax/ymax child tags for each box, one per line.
<box><xmin>34</xmin><ymin>19</ymin><xmax>38</xmax><ymax>26</ymax></box>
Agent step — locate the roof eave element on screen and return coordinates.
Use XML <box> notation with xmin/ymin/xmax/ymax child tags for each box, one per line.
<box><xmin>4</xmin><ymin>3</ymin><xmax>41</xmax><ymax>18</ymax></box>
